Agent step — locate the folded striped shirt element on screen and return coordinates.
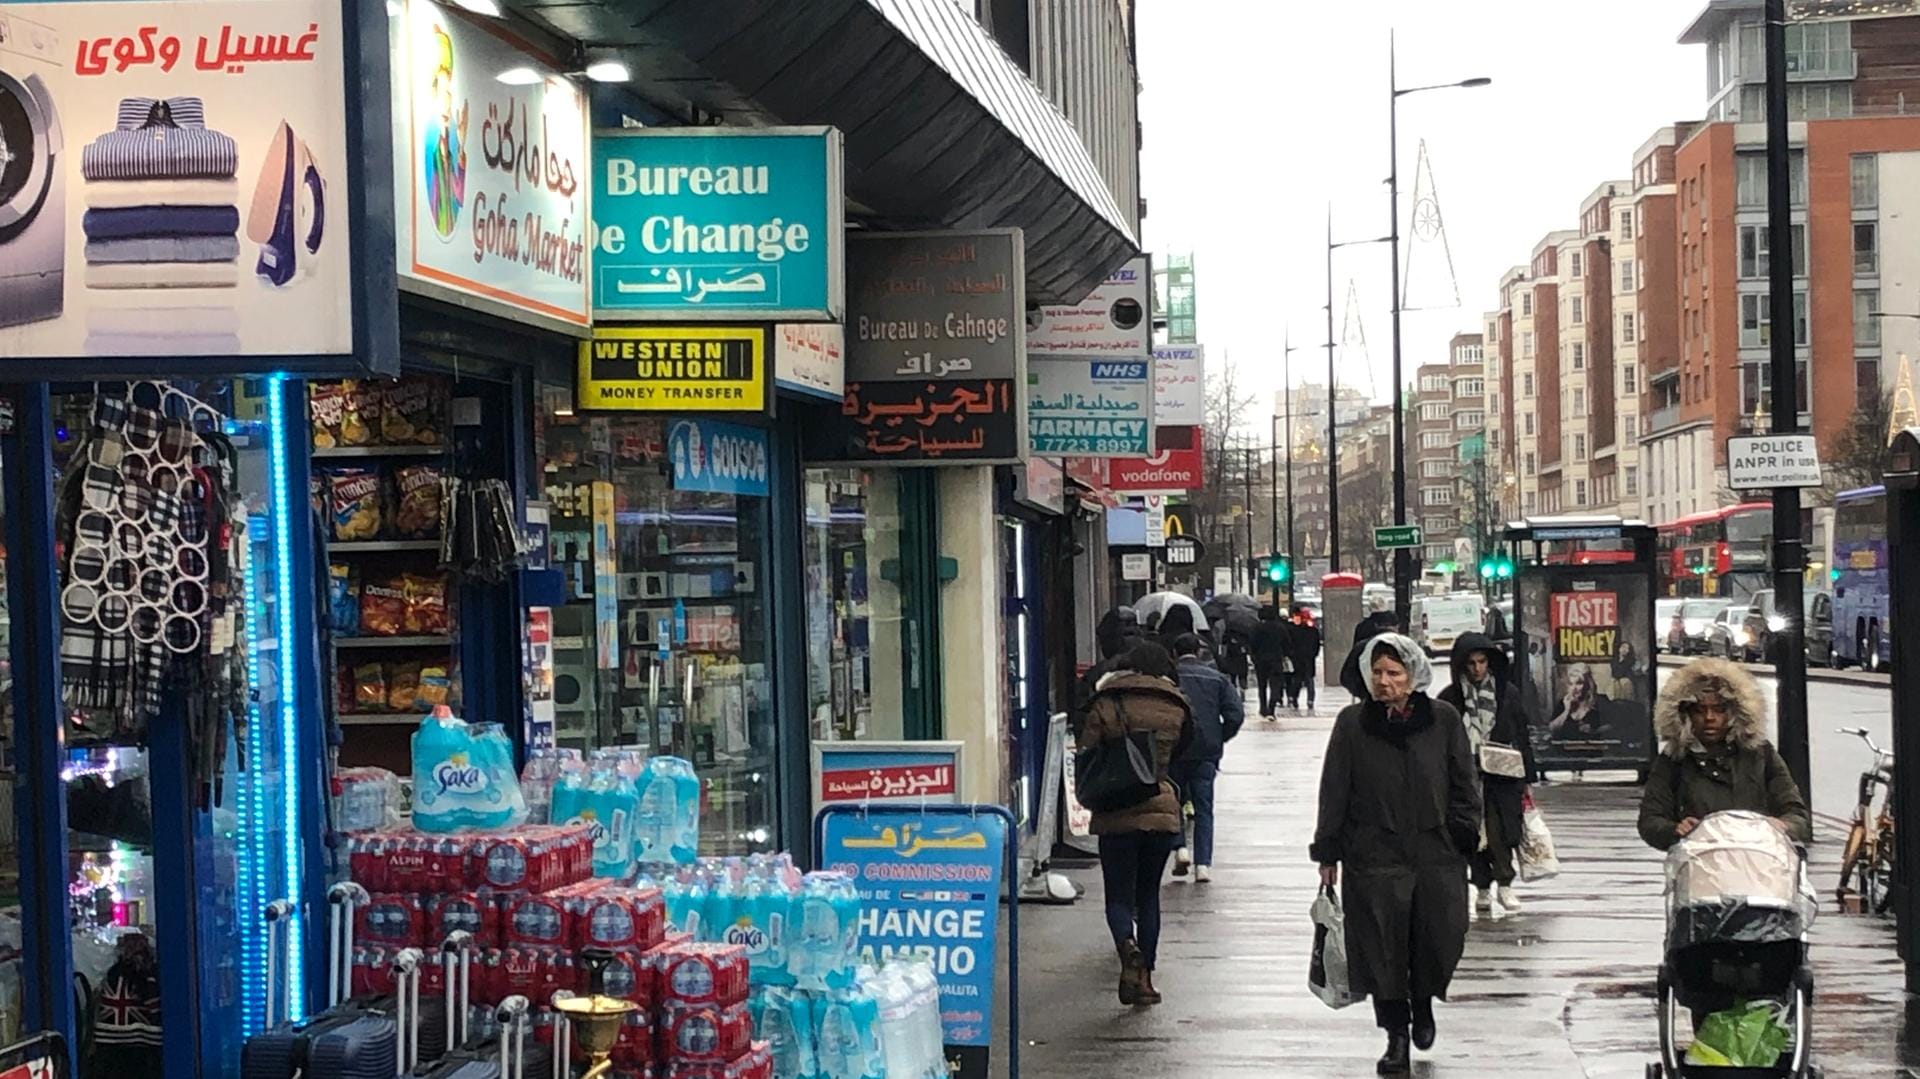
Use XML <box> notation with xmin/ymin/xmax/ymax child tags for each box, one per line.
<box><xmin>81</xmin><ymin>97</ymin><xmax>236</xmax><ymax>181</ymax></box>
<box><xmin>85</xmin><ymin>332</ymin><xmax>242</xmax><ymax>357</ymax></box>
<box><xmin>83</xmin><ymin>206</ymin><xmax>239</xmax><ymax>241</ymax></box>
<box><xmin>85</xmin><ymin>235</ymin><xmax>240</xmax><ymax>265</ymax></box>
<box><xmin>87</xmin><ymin>306</ymin><xmax>241</xmax><ymax>336</ymax></box>
<box><xmin>88</xmin><ymin>178</ymin><xmax>240</xmax><ymax>210</ymax></box>
<box><xmin>85</xmin><ymin>262</ymin><xmax>237</xmax><ymax>290</ymax></box>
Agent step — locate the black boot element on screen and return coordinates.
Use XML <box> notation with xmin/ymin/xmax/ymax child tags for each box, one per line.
<box><xmin>1376</xmin><ymin>1028</ymin><xmax>1411</xmax><ymax>1074</ymax></box>
<box><xmin>1411</xmin><ymin>998</ymin><xmax>1436</xmax><ymax>1051</ymax></box>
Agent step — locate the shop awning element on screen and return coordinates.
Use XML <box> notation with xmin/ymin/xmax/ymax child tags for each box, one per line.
<box><xmin>518</xmin><ymin>0</ymin><xmax>1140</xmax><ymax>304</ymax></box>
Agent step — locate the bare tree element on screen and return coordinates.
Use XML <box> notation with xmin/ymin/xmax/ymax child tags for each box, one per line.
<box><xmin>1823</xmin><ymin>387</ymin><xmax>1897</xmax><ymax>497</ymax></box>
<box><xmin>1188</xmin><ymin>363</ymin><xmax>1257</xmax><ymax>589</ymax></box>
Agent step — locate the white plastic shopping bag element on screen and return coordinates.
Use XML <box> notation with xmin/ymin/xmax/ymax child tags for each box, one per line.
<box><xmin>1309</xmin><ymin>886</ymin><xmax>1358</xmax><ymax>1009</ymax></box>
<box><xmin>1518</xmin><ymin>791</ymin><xmax>1561</xmax><ymax>882</ymax></box>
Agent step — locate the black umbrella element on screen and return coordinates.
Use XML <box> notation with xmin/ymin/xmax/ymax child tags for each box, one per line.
<box><xmin>1204</xmin><ymin>592</ymin><xmax>1263</xmax><ymax>637</ymax></box>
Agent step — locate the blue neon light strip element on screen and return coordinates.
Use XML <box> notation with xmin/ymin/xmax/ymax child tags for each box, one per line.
<box><xmin>265</xmin><ymin>376</ymin><xmax>305</xmax><ymax>1021</ymax></box>
<box><xmin>236</xmin><ymin>421</ymin><xmax>267</xmax><ymax>1034</ymax></box>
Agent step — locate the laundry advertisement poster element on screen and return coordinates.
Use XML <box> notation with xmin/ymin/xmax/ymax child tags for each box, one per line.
<box><xmin>389</xmin><ymin>0</ymin><xmax>589</xmax><ymax>328</ymax></box>
<box><xmin>818</xmin><ymin>807</ymin><xmax>1009</xmax><ymax>1079</ymax></box>
<box><xmin>0</xmin><ymin>0</ymin><xmax>356</xmax><ymax>360</ymax></box>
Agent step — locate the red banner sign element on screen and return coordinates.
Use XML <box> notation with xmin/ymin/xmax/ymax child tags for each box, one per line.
<box><xmin>819</xmin><ymin>763</ymin><xmax>957</xmax><ymax>803</ymax></box>
<box><xmin>1069</xmin><ymin>427</ymin><xmax>1203</xmax><ymax>493</ymax></box>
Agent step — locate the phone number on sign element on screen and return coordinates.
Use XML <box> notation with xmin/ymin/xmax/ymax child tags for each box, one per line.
<box><xmin>1030</xmin><ymin>437</ymin><xmax>1148</xmax><ymax>455</ymax></box>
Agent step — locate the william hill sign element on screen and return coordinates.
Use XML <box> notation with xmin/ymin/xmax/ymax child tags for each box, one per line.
<box><xmin>578</xmin><ymin>326</ymin><xmax>769</xmax><ymax>412</ymax></box>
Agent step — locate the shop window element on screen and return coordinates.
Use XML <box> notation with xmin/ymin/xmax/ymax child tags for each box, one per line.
<box><xmin>540</xmin><ymin>407</ymin><xmax>776</xmax><ymax>855</ymax></box>
<box><xmin>311</xmin><ymin>375</ymin><xmax>461</xmax><ymax>774</ymax></box>
<box><xmin>802</xmin><ymin>468</ymin><xmax>915</xmax><ymax>742</ymax></box>
<box><xmin>29</xmin><ymin>382</ymin><xmax>307</xmax><ymax>1068</ymax></box>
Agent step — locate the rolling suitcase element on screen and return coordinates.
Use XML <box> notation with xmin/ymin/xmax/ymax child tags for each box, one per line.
<box><xmin>241</xmin><ymin>883</ymin><xmax>404</xmax><ymax>1079</ymax></box>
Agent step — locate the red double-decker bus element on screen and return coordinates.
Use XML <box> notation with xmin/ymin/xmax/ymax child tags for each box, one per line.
<box><xmin>1654</xmin><ymin>503</ymin><xmax>1773</xmax><ymax>599</ymax></box>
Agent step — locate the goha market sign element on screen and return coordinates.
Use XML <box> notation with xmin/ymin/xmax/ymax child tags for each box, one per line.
<box><xmin>591</xmin><ymin>127</ymin><xmax>845</xmax><ymax>321</ymax></box>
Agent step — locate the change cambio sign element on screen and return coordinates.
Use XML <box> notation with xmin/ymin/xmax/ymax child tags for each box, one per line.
<box><xmin>0</xmin><ymin>0</ymin><xmax>357</xmax><ymax>359</ymax></box>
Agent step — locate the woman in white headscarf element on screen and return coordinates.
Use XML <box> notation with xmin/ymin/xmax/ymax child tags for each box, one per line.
<box><xmin>1312</xmin><ymin>634</ymin><xmax>1481</xmax><ymax>1075</ymax></box>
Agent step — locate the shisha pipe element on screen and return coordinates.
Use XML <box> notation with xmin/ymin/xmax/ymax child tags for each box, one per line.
<box><xmin>552</xmin><ymin>947</ymin><xmax>638</xmax><ymax>1078</ymax></box>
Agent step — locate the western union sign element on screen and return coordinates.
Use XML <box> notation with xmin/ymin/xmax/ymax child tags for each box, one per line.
<box><xmin>578</xmin><ymin>326</ymin><xmax>769</xmax><ymax>412</ymax></box>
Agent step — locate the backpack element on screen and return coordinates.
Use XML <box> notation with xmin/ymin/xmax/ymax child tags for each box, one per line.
<box><xmin>1074</xmin><ymin>696</ymin><xmax>1162</xmax><ymax>812</ymax></box>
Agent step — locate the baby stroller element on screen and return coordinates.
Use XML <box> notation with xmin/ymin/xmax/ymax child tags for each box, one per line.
<box><xmin>1648</xmin><ymin>811</ymin><xmax>1821</xmax><ymax>1079</ymax></box>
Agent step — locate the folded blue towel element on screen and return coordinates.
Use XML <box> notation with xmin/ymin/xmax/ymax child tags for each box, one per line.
<box><xmin>83</xmin><ymin>205</ymin><xmax>239</xmax><ymax>241</ymax></box>
<box><xmin>85</xmin><ymin>235</ymin><xmax>239</xmax><ymax>264</ymax></box>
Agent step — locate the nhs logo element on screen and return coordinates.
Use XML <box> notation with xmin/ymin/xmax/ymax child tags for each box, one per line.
<box><xmin>1091</xmin><ymin>362</ymin><xmax>1148</xmax><ymax>380</ymax></box>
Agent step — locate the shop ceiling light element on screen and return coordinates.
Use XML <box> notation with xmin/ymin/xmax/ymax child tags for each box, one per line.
<box><xmin>454</xmin><ymin>0</ymin><xmax>503</xmax><ymax>15</ymax></box>
<box><xmin>584</xmin><ymin>60</ymin><xmax>631</xmax><ymax>83</ymax></box>
<box><xmin>496</xmin><ymin>66</ymin><xmax>544</xmax><ymax>86</ymax></box>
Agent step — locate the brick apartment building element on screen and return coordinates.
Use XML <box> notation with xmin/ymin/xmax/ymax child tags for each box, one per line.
<box><xmin>1485</xmin><ymin>3</ymin><xmax>1920</xmax><ymax>528</ymax></box>
<box><xmin>1409</xmin><ymin>334</ymin><xmax>1486</xmax><ymax>569</ymax></box>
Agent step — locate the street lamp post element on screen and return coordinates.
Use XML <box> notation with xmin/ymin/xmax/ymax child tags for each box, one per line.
<box><xmin>1762</xmin><ymin>0</ymin><xmax>1811</xmax><ymax>807</ymax></box>
<box><xmin>1276</xmin><ymin>332</ymin><xmax>1300</xmax><ymax>567</ymax></box>
<box><xmin>1326</xmin><ymin>211</ymin><xmax>1393</xmax><ymax>576</ymax></box>
<box><xmin>1387</xmin><ymin>30</ymin><xmax>1490</xmax><ymax>625</ymax></box>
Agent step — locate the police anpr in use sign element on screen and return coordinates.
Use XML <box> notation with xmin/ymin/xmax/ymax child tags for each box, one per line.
<box><xmin>1726</xmin><ymin>434</ymin><xmax>1822</xmax><ymax>490</ymax></box>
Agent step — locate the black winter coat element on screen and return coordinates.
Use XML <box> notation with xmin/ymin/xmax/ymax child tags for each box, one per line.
<box><xmin>1251</xmin><ymin>618</ymin><xmax>1293</xmax><ymax>670</ymax></box>
<box><xmin>1435</xmin><ymin>632</ymin><xmax>1537</xmax><ymax>845</ymax></box>
<box><xmin>1286</xmin><ymin>621</ymin><xmax>1323</xmax><ymax>671</ymax></box>
<box><xmin>1311</xmin><ymin>694</ymin><xmax>1479</xmax><ymax>1002</ymax></box>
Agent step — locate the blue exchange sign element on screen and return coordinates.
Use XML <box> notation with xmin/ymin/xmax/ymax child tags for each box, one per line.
<box><xmin>667</xmin><ymin>419</ymin><xmax>771</xmax><ymax>497</ymax></box>
<box><xmin>591</xmin><ymin>127</ymin><xmax>844</xmax><ymax>320</ymax></box>
<box><xmin>818</xmin><ymin>808</ymin><xmax>1008</xmax><ymax>1073</ymax></box>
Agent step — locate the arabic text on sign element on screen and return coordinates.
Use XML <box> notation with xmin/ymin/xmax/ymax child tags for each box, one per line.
<box><xmin>76</xmin><ymin>22</ymin><xmax>322</xmax><ymax>77</ymax></box>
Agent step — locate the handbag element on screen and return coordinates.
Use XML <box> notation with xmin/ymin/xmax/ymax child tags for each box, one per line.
<box><xmin>1479</xmin><ymin>741</ymin><xmax>1527</xmax><ymax>780</ymax></box>
<box><xmin>1073</xmin><ymin>699</ymin><xmax>1162</xmax><ymax>813</ymax></box>
<box><xmin>1309</xmin><ymin>886</ymin><xmax>1358</xmax><ymax>1009</ymax></box>
<box><xmin>1518</xmin><ymin>790</ymin><xmax>1561</xmax><ymax>882</ymax></box>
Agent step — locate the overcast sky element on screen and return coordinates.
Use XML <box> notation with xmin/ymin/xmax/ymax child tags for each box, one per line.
<box><xmin>1136</xmin><ymin>0</ymin><xmax>1710</xmax><ymax>429</ymax></box>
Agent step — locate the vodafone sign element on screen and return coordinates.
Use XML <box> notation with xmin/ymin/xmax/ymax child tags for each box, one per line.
<box><xmin>1067</xmin><ymin>428</ymin><xmax>1204</xmax><ymax>495</ymax></box>
<box><xmin>1107</xmin><ymin>431</ymin><xmax>1204</xmax><ymax>492</ymax></box>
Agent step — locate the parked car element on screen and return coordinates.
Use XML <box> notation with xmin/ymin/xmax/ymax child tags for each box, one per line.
<box><xmin>1707</xmin><ymin>606</ymin><xmax>1748</xmax><ymax>659</ymax></box>
<box><xmin>1669</xmin><ymin>598</ymin><xmax>1731</xmax><ymax>656</ymax></box>
<box><xmin>1741</xmin><ymin>590</ymin><xmax>1783</xmax><ymax>663</ymax></box>
<box><xmin>1806</xmin><ymin>590</ymin><xmax>1835</xmax><ymax>667</ymax></box>
<box><xmin>1656</xmin><ymin>598</ymin><xmax>1686</xmax><ymax>653</ymax></box>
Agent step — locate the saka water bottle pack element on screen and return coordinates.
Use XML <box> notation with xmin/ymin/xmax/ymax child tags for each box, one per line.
<box><xmin>550</xmin><ymin>754</ymin><xmax>641</xmax><ymax>879</ymax></box>
<box><xmin>411</xmin><ymin>706</ymin><xmax>528</xmax><ymax>833</ymax></box>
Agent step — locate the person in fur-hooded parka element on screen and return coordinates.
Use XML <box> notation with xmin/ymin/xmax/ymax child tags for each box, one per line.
<box><xmin>1636</xmin><ymin>656</ymin><xmax>1811</xmax><ymax>851</ymax></box>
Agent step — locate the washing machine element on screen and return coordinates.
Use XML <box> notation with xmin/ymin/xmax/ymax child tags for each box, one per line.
<box><xmin>0</xmin><ymin>11</ymin><xmax>63</xmax><ymax>329</ymax></box>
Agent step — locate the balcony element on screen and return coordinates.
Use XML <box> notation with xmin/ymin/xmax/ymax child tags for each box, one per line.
<box><xmin>1647</xmin><ymin>404</ymin><xmax>1681</xmax><ymax>434</ymax></box>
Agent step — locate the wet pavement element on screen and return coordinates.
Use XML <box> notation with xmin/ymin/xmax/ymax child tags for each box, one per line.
<box><xmin>1013</xmin><ymin>695</ymin><xmax>1918</xmax><ymax>1078</ymax></box>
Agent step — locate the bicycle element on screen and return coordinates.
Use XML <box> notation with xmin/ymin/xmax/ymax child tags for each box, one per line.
<box><xmin>1835</xmin><ymin>726</ymin><xmax>1895</xmax><ymax>915</ymax></box>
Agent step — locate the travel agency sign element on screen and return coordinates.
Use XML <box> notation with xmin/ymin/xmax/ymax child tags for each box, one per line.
<box><xmin>591</xmin><ymin>127</ymin><xmax>845</xmax><ymax>321</ymax></box>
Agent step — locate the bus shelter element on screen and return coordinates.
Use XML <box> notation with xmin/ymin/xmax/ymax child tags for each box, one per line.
<box><xmin>1504</xmin><ymin>517</ymin><xmax>1660</xmax><ymax>780</ymax></box>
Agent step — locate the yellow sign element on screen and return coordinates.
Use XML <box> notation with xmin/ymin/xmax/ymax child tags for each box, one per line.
<box><xmin>578</xmin><ymin>326</ymin><xmax>768</xmax><ymax>412</ymax></box>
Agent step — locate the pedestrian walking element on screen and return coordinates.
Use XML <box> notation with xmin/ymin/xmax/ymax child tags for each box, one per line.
<box><xmin>1435</xmin><ymin>633</ymin><xmax>1536</xmax><ymax>915</ymax></box>
<box><xmin>1312</xmin><ymin>633</ymin><xmax>1480</xmax><ymax>1075</ymax></box>
<box><xmin>1637</xmin><ymin>656</ymin><xmax>1811</xmax><ymax>852</ymax></box>
<box><xmin>1078</xmin><ymin>641</ymin><xmax>1195</xmax><ymax>1007</ymax></box>
<box><xmin>1155</xmin><ymin>602</ymin><xmax>1203</xmax><ymax>659</ymax></box>
<box><xmin>1217</xmin><ymin>630</ymin><xmax>1252</xmax><ymax>691</ymax></box>
<box><xmin>1251</xmin><ymin>605</ymin><xmax>1293</xmax><ymax>718</ymax></box>
<box><xmin>1170</xmin><ymin>633</ymin><xmax>1244</xmax><ymax>883</ymax></box>
<box><xmin>1073</xmin><ymin>606</ymin><xmax>1144</xmax><ymax>735</ymax></box>
<box><xmin>1286</xmin><ymin>607</ymin><xmax>1323</xmax><ymax>712</ymax></box>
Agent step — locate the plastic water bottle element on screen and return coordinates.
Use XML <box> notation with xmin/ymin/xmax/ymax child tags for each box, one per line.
<box><xmin>633</xmin><ymin>762</ymin><xmax>677</xmax><ymax>864</ymax></box>
<box><xmin>412</xmin><ymin>706</ymin><xmax>522</xmax><ymax>831</ymax></box>
<box><xmin>812</xmin><ymin>985</ymin><xmax>884</xmax><ymax>1079</ymax></box>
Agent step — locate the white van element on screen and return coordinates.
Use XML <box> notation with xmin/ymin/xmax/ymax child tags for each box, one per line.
<box><xmin>1413</xmin><ymin>593</ymin><xmax>1483</xmax><ymax>657</ymax></box>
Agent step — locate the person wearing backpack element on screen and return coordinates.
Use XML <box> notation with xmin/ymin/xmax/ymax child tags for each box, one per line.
<box><xmin>1077</xmin><ymin>641</ymin><xmax>1194</xmax><ymax>1008</ymax></box>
